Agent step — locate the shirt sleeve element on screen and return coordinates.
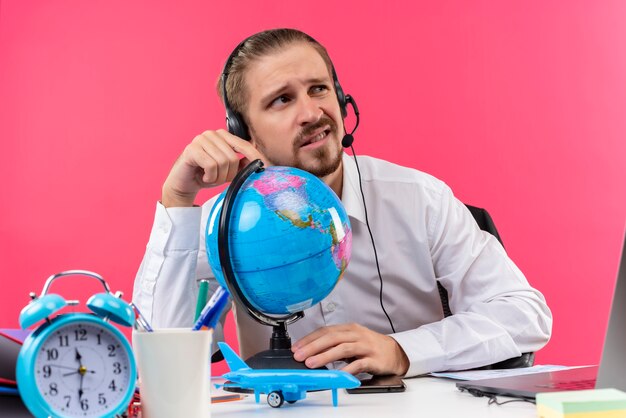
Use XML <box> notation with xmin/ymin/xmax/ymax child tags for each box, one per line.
<box><xmin>132</xmin><ymin>202</ymin><xmax>203</xmax><ymax>328</ymax></box>
<box><xmin>132</xmin><ymin>201</ymin><xmax>229</xmax><ymax>354</ymax></box>
<box><xmin>391</xmin><ymin>185</ymin><xmax>553</xmax><ymax>377</ymax></box>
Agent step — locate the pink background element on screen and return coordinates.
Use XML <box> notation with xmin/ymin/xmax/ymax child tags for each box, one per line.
<box><xmin>1</xmin><ymin>1</ymin><xmax>625</xmax><ymax>375</ymax></box>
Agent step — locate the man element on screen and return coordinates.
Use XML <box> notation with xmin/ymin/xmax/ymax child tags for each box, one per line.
<box><xmin>132</xmin><ymin>28</ymin><xmax>552</xmax><ymax>377</ymax></box>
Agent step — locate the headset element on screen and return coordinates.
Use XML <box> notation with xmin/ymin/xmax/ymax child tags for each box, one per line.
<box><xmin>220</xmin><ymin>33</ymin><xmax>396</xmax><ymax>334</ymax></box>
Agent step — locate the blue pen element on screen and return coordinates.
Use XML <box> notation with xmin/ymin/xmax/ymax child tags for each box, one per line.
<box><xmin>192</xmin><ymin>286</ymin><xmax>230</xmax><ymax>331</ymax></box>
<box><xmin>130</xmin><ymin>302</ymin><xmax>153</xmax><ymax>332</ymax></box>
<box><xmin>0</xmin><ymin>387</ymin><xmax>19</xmax><ymax>395</ymax></box>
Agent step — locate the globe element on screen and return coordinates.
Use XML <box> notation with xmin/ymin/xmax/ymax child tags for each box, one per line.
<box><xmin>205</xmin><ymin>165</ymin><xmax>352</xmax><ymax>315</ymax></box>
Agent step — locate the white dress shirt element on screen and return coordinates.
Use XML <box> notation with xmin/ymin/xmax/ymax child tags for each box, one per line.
<box><xmin>133</xmin><ymin>153</ymin><xmax>552</xmax><ymax>377</ymax></box>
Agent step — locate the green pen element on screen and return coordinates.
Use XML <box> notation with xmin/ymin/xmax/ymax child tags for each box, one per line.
<box><xmin>195</xmin><ymin>279</ymin><xmax>210</xmax><ymax>322</ymax></box>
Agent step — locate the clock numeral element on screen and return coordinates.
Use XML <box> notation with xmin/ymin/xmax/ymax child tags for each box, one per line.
<box><xmin>42</xmin><ymin>365</ymin><xmax>52</xmax><ymax>378</ymax></box>
<box><xmin>74</xmin><ymin>328</ymin><xmax>88</xmax><ymax>341</ymax></box>
<box><xmin>98</xmin><ymin>393</ymin><xmax>107</xmax><ymax>405</ymax></box>
<box><xmin>97</xmin><ymin>333</ymin><xmax>102</xmax><ymax>345</ymax></box>
<box><xmin>113</xmin><ymin>362</ymin><xmax>122</xmax><ymax>374</ymax></box>
<box><xmin>59</xmin><ymin>334</ymin><xmax>69</xmax><ymax>347</ymax></box>
<box><xmin>107</xmin><ymin>344</ymin><xmax>116</xmax><ymax>357</ymax></box>
<box><xmin>108</xmin><ymin>379</ymin><xmax>117</xmax><ymax>392</ymax></box>
<box><xmin>49</xmin><ymin>382</ymin><xmax>58</xmax><ymax>396</ymax></box>
<box><xmin>64</xmin><ymin>395</ymin><xmax>71</xmax><ymax>408</ymax></box>
<box><xmin>80</xmin><ymin>398</ymin><xmax>89</xmax><ymax>411</ymax></box>
<box><xmin>46</xmin><ymin>348</ymin><xmax>59</xmax><ymax>361</ymax></box>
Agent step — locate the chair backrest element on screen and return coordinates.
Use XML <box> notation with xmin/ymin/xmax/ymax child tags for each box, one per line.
<box><xmin>436</xmin><ymin>204</ymin><xmax>534</xmax><ymax>369</ymax></box>
<box><xmin>464</xmin><ymin>204</ymin><xmax>505</xmax><ymax>247</ymax></box>
<box><xmin>438</xmin><ymin>204</ymin><xmax>504</xmax><ymax>317</ymax></box>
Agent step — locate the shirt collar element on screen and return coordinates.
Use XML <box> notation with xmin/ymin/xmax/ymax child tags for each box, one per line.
<box><xmin>340</xmin><ymin>152</ymin><xmax>367</xmax><ymax>225</ymax></box>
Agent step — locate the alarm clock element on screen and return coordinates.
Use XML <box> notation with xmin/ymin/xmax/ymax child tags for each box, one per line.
<box><xmin>16</xmin><ymin>270</ymin><xmax>137</xmax><ymax>418</ymax></box>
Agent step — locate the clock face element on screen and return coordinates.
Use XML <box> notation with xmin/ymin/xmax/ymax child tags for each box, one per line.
<box><xmin>33</xmin><ymin>321</ymin><xmax>134</xmax><ymax>416</ymax></box>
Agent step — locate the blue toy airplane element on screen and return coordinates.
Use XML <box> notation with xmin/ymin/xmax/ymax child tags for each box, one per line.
<box><xmin>216</xmin><ymin>342</ymin><xmax>360</xmax><ymax>408</ymax></box>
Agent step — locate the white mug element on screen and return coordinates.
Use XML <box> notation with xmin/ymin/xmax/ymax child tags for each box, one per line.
<box><xmin>133</xmin><ymin>328</ymin><xmax>212</xmax><ymax>418</ymax></box>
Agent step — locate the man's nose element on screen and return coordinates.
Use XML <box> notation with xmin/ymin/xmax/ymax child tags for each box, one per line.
<box><xmin>296</xmin><ymin>95</ymin><xmax>323</xmax><ymax>125</ymax></box>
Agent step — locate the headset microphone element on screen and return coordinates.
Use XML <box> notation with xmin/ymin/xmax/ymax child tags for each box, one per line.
<box><xmin>341</xmin><ymin>95</ymin><xmax>360</xmax><ymax>148</ymax></box>
<box><xmin>342</xmin><ymin>134</ymin><xmax>354</xmax><ymax>148</ymax></box>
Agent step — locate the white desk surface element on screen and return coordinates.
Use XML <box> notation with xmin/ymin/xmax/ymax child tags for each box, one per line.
<box><xmin>210</xmin><ymin>376</ymin><xmax>537</xmax><ymax>417</ymax></box>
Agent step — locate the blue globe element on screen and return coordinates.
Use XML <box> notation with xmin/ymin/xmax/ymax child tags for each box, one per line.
<box><xmin>205</xmin><ymin>166</ymin><xmax>352</xmax><ymax>315</ymax></box>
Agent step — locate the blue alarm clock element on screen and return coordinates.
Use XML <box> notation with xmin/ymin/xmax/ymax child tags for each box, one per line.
<box><xmin>16</xmin><ymin>270</ymin><xmax>137</xmax><ymax>418</ymax></box>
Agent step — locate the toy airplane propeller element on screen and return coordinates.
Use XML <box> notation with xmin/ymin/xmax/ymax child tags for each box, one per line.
<box><xmin>216</xmin><ymin>342</ymin><xmax>360</xmax><ymax>408</ymax></box>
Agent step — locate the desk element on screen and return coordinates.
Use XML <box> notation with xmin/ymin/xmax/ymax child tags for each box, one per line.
<box><xmin>211</xmin><ymin>376</ymin><xmax>537</xmax><ymax>417</ymax></box>
<box><xmin>0</xmin><ymin>377</ymin><xmax>536</xmax><ymax>417</ymax></box>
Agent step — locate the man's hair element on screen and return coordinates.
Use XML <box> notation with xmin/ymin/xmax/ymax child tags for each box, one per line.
<box><xmin>217</xmin><ymin>28</ymin><xmax>334</xmax><ymax>119</ymax></box>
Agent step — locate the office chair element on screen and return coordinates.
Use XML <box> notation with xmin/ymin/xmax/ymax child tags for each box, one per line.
<box><xmin>436</xmin><ymin>204</ymin><xmax>535</xmax><ymax>369</ymax></box>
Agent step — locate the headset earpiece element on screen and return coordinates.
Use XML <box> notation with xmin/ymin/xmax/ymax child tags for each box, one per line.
<box><xmin>333</xmin><ymin>67</ymin><xmax>348</xmax><ymax>118</ymax></box>
<box><xmin>221</xmin><ymin>66</ymin><xmax>251</xmax><ymax>140</ymax></box>
<box><xmin>225</xmin><ymin>108</ymin><xmax>250</xmax><ymax>140</ymax></box>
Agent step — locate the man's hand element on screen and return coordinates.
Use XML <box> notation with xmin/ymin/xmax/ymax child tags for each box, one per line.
<box><xmin>161</xmin><ymin>129</ymin><xmax>268</xmax><ymax>207</ymax></box>
<box><xmin>291</xmin><ymin>323</ymin><xmax>410</xmax><ymax>376</ymax></box>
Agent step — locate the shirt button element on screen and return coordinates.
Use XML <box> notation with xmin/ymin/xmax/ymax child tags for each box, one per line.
<box><xmin>326</xmin><ymin>302</ymin><xmax>336</xmax><ymax>312</ymax></box>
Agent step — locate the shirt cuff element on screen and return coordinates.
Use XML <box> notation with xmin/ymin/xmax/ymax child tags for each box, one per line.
<box><xmin>390</xmin><ymin>327</ymin><xmax>446</xmax><ymax>377</ymax></box>
<box><xmin>149</xmin><ymin>202</ymin><xmax>202</xmax><ymax>251</ymax></box>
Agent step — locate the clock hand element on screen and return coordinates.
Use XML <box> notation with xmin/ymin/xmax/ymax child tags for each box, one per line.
<box><xmin>62</xmin><ymin>369</ymin><xmax>96</xmax><ymax>377</ymax></box>
<box><xmin>74</xmin><ymin>347</ymin><xmax>86</xmax><ymax>399</ymax></box>
<box><xmin>50</xmin><ymin>364</ymin><xmax>82</xmax><ymax>371</ymax></box>
<box><xmin>78</xmin><ymin>372</ymin><xmax>84</xmax><ymax>400</ymax></box>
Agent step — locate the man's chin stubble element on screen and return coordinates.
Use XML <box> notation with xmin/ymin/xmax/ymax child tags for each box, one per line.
<box><xmin>293</xmin><ymin>144</ymin><xmax>342</xmax><ymax>178</ymax></box>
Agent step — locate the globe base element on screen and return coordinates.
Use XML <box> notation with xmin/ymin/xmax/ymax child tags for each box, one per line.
<box><xmin>250</xmin><ymin>323</ymin><xmax>326</xmax><ymax>370</ymax></box>
<box><xmin>246</xmin><ymin>348</ymin><xmax>316</xmax><ymax>369</ymax></box>
<box><xmin>221</xmin><ymin>323</ymin><xmax>326</xmax><ymax>395</ymax></box>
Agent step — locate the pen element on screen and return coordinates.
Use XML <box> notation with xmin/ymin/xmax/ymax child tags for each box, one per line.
<box><xmin>195</xmin><ymin>279</ymin><xmax>210</xmax><ymax>322</ymax></box>
<box><xmin>192</xmin><ymin>286</ymin><xmax>230</xmax><ymax>331</ymax></box>
<box><xmin>130</xmin><ymin>302</ymin><xmax>153</xmax><ymax>332</ymax></box>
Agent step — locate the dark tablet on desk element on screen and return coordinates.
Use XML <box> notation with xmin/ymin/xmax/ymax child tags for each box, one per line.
<box><xmin>0</xmin><ymin>332</ymin><xmax>22</xmax><ymax>382</ymax></box>
<box><xmin>347</xmin><ymin>375</ymin><xmax>406</xmax><ymax>394</ymax></box>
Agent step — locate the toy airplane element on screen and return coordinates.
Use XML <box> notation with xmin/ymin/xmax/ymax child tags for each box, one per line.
<box><xmin>216</xmin><ymin>342</ymin><xmax>360</xmax><ymax>408</ymax></box>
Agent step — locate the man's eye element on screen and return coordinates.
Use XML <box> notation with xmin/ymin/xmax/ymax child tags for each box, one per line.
<box><xmin>311</xmin><ymin>85</ymin><xmax>329</xmax><ymax>94</ymax></box>
<box><xmin>270</xmin><ymin>96</ymin><xmax>290</xmax><ymax>107</ymax></box>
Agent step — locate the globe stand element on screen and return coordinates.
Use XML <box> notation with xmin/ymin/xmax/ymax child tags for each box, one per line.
<box><xmin>217</xmin><ymin>160</ymin><xmax>326</xmax><ymax>371</ymax></box>
<box><xmin>245</xmin><ymin>322</ymin><xmax>314</xmax><ymax>369</ymax></box>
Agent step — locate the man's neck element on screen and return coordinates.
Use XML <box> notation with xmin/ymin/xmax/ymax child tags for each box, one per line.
<box><xmin>322</xmin><ymin>161</ymin><xmax>344</xmax><ymax>199</ymax></box>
